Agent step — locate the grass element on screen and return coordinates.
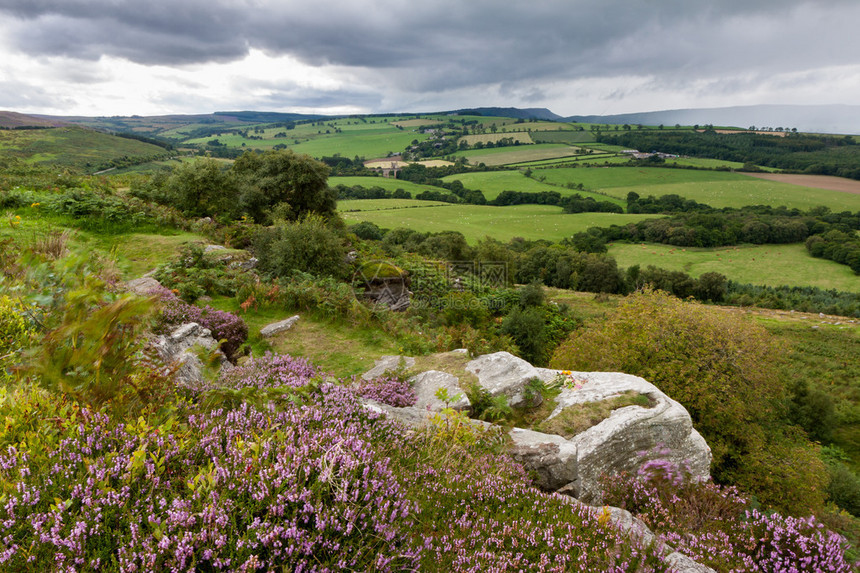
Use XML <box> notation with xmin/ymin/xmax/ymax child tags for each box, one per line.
<box><xmin>330</xmin><ymin>176</ymin><xmax>450</xmax><ymax>196</ymax></box>
<box><xmin>535</xmin><ymin>391</ymin><xmax>654</xmax><ymax>439</ymax></box>
<box><xmin>764</xmin><ymin>320</ymin><xmax>860</xmax><ymax>470</ymax></box>
<box><xmin>440</xmin><ymin>170</ymin><xmax>625</xmax><ymax>205</ymax></box>
<box><xmin>338</xmin><ymin>198</ymin><xmax>451</xmax><ymax>212</ymax></box>
<box><xmin>532</xmin><ymin>167</ymin><xmax>860</xmax><ymax>211</ymax></box>
<box><xmin>458</xmin><ymin>133</ymin><xmax>534</xmax><ymax>146</ymax></box>
<box><xmin>0</xmin><ymin>127</ymin><xmax>169</xmax><ymax>172</ymax></box>
<box><xmin>608</xmin><ymin>242</ymin><xmax>860</xmax><ymax>291</ymax></box>
<box><xmin>453</xmin><ymin>144</ymin><xmax>582</xmax><ymax>166</ymax></box>
<box><xmin>340</xmin><ymin>203</ymin><xmax>662</xmax><ymax>243</ymax></box>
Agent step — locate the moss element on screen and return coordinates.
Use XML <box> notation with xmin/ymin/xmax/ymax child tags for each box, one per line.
<box><xmin>535</xmin><ymin>391</ymin><xmax>654</xmax><ymax>439</ymax></box>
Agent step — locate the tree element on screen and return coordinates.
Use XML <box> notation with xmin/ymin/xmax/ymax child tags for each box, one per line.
<box><xmin>233</xmin><ymin>149</ymin><xmax>335</xmax><ymax>224</ymax></box>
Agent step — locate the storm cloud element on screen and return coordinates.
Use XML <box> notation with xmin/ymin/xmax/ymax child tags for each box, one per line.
<box><xmin>0</xmin><ymin>0</ymin><xmax>858</xmax><ymax>115</ymax></box>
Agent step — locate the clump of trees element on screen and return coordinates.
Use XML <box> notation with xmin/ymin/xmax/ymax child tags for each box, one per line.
<box><xmin>131</xmin><ymin>150</ymin><xmax>336</xmax><ymax>224</ymax></box>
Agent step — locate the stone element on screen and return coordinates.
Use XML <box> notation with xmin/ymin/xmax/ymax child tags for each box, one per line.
<box><xmin>152</xmin><ymin>322</ymin><xmax>230</xmax><ymax>389</ymax></box>
<box><xmin>361</xmin><ymin>355</ymin><xmax>416</xmax><ymax>381</ymax></box>
<box><xmin>544</xmin><ymin>370</ymin><xmax>711</xmax><ymax>503</ymax></box>
<box><xmin>507</xmin><ymin>427</ymin><xmax>578</xmax><ymax>491</ymax></box>
<box><xmin>204</xmin><ymin>244</ymin><xmax>226</xmax><ymax>254</ymax></box>
<box><xmin>259</xmin><ymin>315</ymin><xmax>300</xmax><ymax>337</ymax></box>
<box><xmin>409</xmin><ymin>370</ymin><xmax>470</xmax><ymax>411</ymax></box>
<box><xmin>465</xmin><ymin>351</ymin><xmax>542</xmax><ymax>408</ymax></box>
<box><xmin>125</xmin><ymin>276</ymin><xmax>163</xmax><ymax>296</ymax></box>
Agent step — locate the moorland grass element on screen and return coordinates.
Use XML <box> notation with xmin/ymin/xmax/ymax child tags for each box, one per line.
<box><xmin>0</xmin><ymin>127</ymin><xmax>169</xmax><ymax>172</ymax></box>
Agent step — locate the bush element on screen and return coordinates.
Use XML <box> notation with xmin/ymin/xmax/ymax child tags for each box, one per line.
<box><xmin>551</xmin><ymin>289</ymin><xmax>829</xmax><ymax>514</ymax></box>
<box><xmin>253</xmin><ymin>215</ymin><xmax>348</xmax><ymax>279</ymax></box>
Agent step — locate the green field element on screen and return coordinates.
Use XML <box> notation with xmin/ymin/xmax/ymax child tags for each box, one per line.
<box><xmin>0</xmin><ymin>127</ymin><xmax>169</xmax><ymax>172</ymax></box>
<box><xmin>339</xmin><ymin>202</ymin><xmax>661</xmax><ymax>243</ymax></box>
<box><xmin>452</xmin><ymin>144</ymin><xmax>582</xmax><ymax>166</ymax></box>
<box><xmin>339</xmin><ymin>198</ymin><xmax>450</xmax><ymax>211</ymax></box>
<box><xmin>531</xmin><ymin>167</ymin><xmax>860</xmax><ymax>211</ymax></box>
<box><xmin>330</xmin><ymin>176</ymin><xmax>450</xmax><ymax>196</ymax></box>
<box><xmin>440</xmin><ymin>170</ymin><xmax>625</xmax><ymax>205</ymax></box>
<box><xmin>508</xmin><ymin>153</ymin><xmax>628</xmax><ymax>168</ymax></box>
<box><xmin>609</xmin><ymin>242</ymin><xmax>860</xmax><ymax>291</ymax></box>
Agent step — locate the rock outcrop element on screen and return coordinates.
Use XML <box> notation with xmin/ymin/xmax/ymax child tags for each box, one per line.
<box><xmin>152</xmin><ymin>322</ymin><xmax>230</xmax><ymax>389</ymax></box>
<box><xmin>361</xmin><ymin>351</ymin><xmax>711</xmax><ymax>504</ymax></box>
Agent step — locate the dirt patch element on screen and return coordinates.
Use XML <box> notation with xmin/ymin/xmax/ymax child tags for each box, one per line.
<box><xmin>743</xmin><ymin>173</ymin><xmax>860</xmax><ymax>194</ymax></box>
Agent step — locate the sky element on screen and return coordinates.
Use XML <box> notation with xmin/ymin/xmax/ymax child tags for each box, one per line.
<box><xmin>1</xmin><ymin>0</ymin><xmax>859</xmax><ymax>118</ymax></box>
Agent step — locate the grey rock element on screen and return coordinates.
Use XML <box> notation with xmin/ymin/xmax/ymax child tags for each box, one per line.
<box><xmin>259</xmin><ymin>315</ymin><xmax>300</xmax><ymax>337</ymax></box>
<box><xmin>204</xmin><ymin>244</ymin><xmax>226</xmax><ymax>254</ymax></box>
<box><xmin>409</xmin><ymin>370</ymin><xmax>470</xmax><ymax>411</ymax></box>
<box><xmin>544</xmin><ymin>370</ymin><xmax>711</xmax><ymax>503</ymax></box>
<box><xmin>152</xmin><ymin>322</ymin><xmax>230</xmax><ymax>389</ymax></box>
<box><xmin>361</xmin><ymin>355</ymin><xmax>416</xmax><ymax>381</ymax></box>
<box><xmin>508</xmin><ymin>427</ymin><xmax>578</xmax><ymax>491</ymax></box>
<box><xmin>465</xmin><ymin>351</ymin><xmax>542</xmax><ymax>408</ymax></box>
<box><xmin>125</xmin><ymin>277</ymin><xmax>163</xmax><ymax>296</ymax></box>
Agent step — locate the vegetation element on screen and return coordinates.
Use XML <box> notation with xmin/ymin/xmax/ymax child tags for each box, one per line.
<box><xmin>1</xmin><ymin>109</ymin><xmax>859</xmax><ymax>570</ymax></box>
<box><xmin>551</xmin><ymin>289</ymin><xmax>829</xmax><ymax>515</ymax></box>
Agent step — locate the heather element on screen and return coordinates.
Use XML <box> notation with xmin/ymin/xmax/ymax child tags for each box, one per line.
<box><xmin>602</xmin><ymin>453</ymin><xmax>857</xmax><ymax>572</ymax></box>
<box><xmin>152</xmin><ymin>286</ymin><xmax>248</xmax><ymax>361</ymax></box>
<box><xmin>0</xmin><ymin>354</ymin><xmax>671</xmax><ymax>572</ymax></box>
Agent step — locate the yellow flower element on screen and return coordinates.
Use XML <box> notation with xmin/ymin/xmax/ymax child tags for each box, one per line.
<box><xmin>30</xmin><ymin>202</ymin><xmax>40</xmax><ymax>208</ymax></box>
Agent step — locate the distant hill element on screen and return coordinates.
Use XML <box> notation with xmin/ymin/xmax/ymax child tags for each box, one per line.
<box><xmin>0</xmin><ymin>126</ymin><xmax>172</xmax><ymax>172</ymax></box>
<box><xmin>34</xmin><ymin>111</ymin><xmax>331</xmax><ymax>137</ymax></box>
<box><xmin>450</xmin><ymin>107</ymin><xmax>564</xmax><ymax>121</ymax></box>
<box><xmin>565</xmin><ymin>105</ymin><xmax>860</xmax><ymax>135</ymax></box>
<box><xmin>0</xmin><ymin>111</ymin><xmax>68</xmax><ymax>129</ymax></box>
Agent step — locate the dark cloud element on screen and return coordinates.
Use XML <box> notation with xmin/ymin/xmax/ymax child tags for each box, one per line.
<box><xmin>1</xmin><ymin>0</ymin><xmax>859</xmax><ymax>111</ymax></box>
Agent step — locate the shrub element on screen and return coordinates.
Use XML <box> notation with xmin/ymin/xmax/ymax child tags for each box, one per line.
<box><xmin>551</xmin><ymin>288</ymin><xmax>828</xmax><ymax>514</ymax></box>
<box><xmin>253</xmin><ymin>215</ymin><xmax>348</xmax><ymax>279</ymax></box>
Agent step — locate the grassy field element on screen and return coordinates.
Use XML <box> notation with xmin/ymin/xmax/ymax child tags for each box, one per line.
<box><xmin>0</xmin><ymin>127</ymin><xmax>169</xmax><ymax>172</ymax></box>
<box><xmin>452</xmin><ymin>144</ymin><xmax>582</xmax><ymax>166</ymax></box>
<box><xmin>508</xmin><ymin>153</ymin><xmax>628</xmax><ymax>167</ymax></box>
<box><xmin>340</xmin><ymin>202</ymin><xmax>661</xmax><ymax>243</ymax></box>
<box><xmin>330</xmin><ymin>176</ymin><xmax>449</xmax><ymax>196</ymax></box>
<box><xmin>339</xmin><ymin>198</ymin><xmax>451</xmax><ymax>211</ymax></box>
<box><xmin>458</xmin><ymin>132</ymin><xmax>534</xmax><ymax>145</ymax></box>
<box><xmin>608</xmin><ymin>242</ymin><xmax>860</xmax><ymax>291</ymax></box>
<box><xmin>532</xmin><ymin>166</ymin><xmax>860</xmax><ymax>211</ymax></box>
<box><xmin>440</xmin><ymin>170</ymin><xmax>625</xmax><ymax>205</ymax></box>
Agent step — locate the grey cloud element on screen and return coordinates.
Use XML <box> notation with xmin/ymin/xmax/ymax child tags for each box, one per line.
<box><xmin>1</xmin><ymin>0</ymin><xmax>859</xmax><ymax>104</ymax></box>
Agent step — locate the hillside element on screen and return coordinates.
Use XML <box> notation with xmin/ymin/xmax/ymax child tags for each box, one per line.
<box><xmin>0</xmin><ymin>110</ymin><xmax>67</xmax><ymax>129</ymax></box>
<box><xmin>0</xmin><ymin>125</ymin><xmax>171</xmax><ymax>172</ymax></box>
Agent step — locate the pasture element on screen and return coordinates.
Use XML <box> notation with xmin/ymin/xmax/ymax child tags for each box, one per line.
<box><xmin>531</xmin><ymin>167</ymin><xmax>860</xmax><ymax>211</ymax></box>
<box><xmin>339</xmin><ymin>202</ymin><xmax>661</xmax><ymax>243</ymax></box>
<box><xmin>458</xmin><ymin>132</ymin><xmax>534</xmax><ymax>146</ymax></box>
<box><xmin>330</xmin><ymin>176</ymin><xmax>449</xmax><ymax>197</ymax></box>
<box><xmin>452</xmin><ymin>144</ymin><xmax>583</xmax><ymax>166</ymax></box>
<box><xmin>608</xmin><ymin>242</ymin><xmax>860</xmax><ymax>292</ymax></box>
<box><xmin>440</xmin><ymin>170</ymin><xmax>625</xmax><ymax>205</ymax></box>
